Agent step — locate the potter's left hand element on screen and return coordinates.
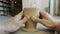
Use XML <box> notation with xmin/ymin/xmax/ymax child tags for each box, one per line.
<box><xmin>0</xmin><ymin>11</ymin><xmax>28</xmax><ymax>34</ymax></box>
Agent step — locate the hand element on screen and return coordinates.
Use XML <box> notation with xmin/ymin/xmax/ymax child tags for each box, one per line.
<box><xmin>13</xmin><ymin>11</ymin><xmax>28</xmax><ymax>23</ymax></box>
<box><xmin>31</xmin><ymin>11</ymin><xmax>58</xmax><ymax>29</ymax></box>
<box><xmin>1</xmin><ymin>11</ymin><xmax>28</xmax><ymax>32</ymax></box>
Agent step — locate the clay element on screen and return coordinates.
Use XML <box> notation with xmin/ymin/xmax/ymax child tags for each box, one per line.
<box><xmin>23</xmin><ymin>8</ymin><xmax>39</xmax><ymax>31</ymax></box>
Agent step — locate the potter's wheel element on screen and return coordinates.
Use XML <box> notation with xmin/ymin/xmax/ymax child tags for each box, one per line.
<box><xmin>13</xmin><ymin>27</ymin><xmax>54</xmax><ymax>34</ymax></box>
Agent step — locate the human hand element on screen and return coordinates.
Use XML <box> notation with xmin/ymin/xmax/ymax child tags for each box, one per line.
<box><xmin>2</xmin><ymin>11</ymin><xmax>28</xmax><ymax>32</ymax></box>
<box><xmin>31</xmin><ymin>11</ymin><xmax>58</xmax><ymax>29</ymax></box>
<box><xmin>14</xmin><ymin>11</ymin><xmax>28</xmax><ymax>23</ymax></box>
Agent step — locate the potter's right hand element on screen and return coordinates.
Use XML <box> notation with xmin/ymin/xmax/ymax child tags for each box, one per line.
<box><xmin>31</xmin><ymin>11</ymin><xmax>58</xmax><ymax>30</ymax></box>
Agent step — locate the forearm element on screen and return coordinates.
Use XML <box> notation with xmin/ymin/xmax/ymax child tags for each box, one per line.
<box><xmin>1</xmin><ymin>19</ymin><xmax>20</xmax><ymax>32</ymax></box>
<box><xmin>54</xmin><ymin>23</ymin><xmax>60</xmax><ymax>32</ymax></box>
<box><xmin>38</xmin><ymin>21</ymin><xmax>60</xmax><ymax>32</ymax></box>
<box><xmin>4</xmin><ymin>21</ymin><xmax>24</xmax><ymax>32</ymax></box>
<box><xmin>0</xmin><ymin>21</ymin><xmax>24</xmax><ymax>34</ymax></box>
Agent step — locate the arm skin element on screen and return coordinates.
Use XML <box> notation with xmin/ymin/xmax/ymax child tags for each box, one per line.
<box><xmin>0</xmin><ymin>11</ymin><xmax>28</xmax><ymax>33</ymax></box>
<box><xmin>31</xmin><ymin>11</ymin><xmax>60</xmax><ymax>32</ymax></box>
<box><xmin>54</xmin><ymin>23</ymin><xmax>60</xmax><ymax>32</ymax></box>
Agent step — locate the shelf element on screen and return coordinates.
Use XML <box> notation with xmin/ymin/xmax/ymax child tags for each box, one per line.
<box><xmin>0</xmin><ymin>10</ymin><xmax>8</xmax><ymax>12</ymax></box>
<box><xmin>0</xmin><ymin>10</ymin><xmax>3</xmax><ymax>11</ymax></box>
<box><xmin>0</xmin><ymin>5</ymin><xmax>11</xmax><ymax>8</ymax></box>
<box><xmin>0</xmin><ymin>10</ymin><xmax>4</xmax><ymax>11</ymax></box>
<box><xmin>0</xmin><ymin>1</ymin><xmax>11</xmax><ymax>5</ymax></box>
<box><xmin>0</xmin><ymin>0</ymin><xmax>3</xmax><ymax>1</ymax></box>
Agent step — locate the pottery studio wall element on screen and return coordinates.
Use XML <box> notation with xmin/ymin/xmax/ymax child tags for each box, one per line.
<box><xmin>0</xmin><ymin>0</ymin><xmax>11</xmax><ymax>16</ymax></box>
<box><xmin>22</xmin><ymin>0</ymin><xmax>49</xmax><ymax>11</ymax></box>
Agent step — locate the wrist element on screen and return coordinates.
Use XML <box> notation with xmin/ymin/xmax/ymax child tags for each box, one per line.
<box><xmin>54</xmin><ymin>23</ymin><xmax>60</xmax><ymax>32</ymax></box>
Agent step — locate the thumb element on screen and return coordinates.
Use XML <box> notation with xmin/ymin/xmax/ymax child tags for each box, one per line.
<box><xmin>19</xmin><ymin>17</ymin><xmax>28</xmax><ymax>23</ymax></box>
<box><xmin>31</xmin><ymin>16</ymin><xmax>43</xmax><ymax>23</ymax></box>
<box><xmin>15</xmin><ymin>11</ymin><xmax>23</xmax><ymax>20</ymax></box>
<box><xmin>18</xmin><ymin>11</ymin><xmax>23</xmax><ymax>16</ymax></box>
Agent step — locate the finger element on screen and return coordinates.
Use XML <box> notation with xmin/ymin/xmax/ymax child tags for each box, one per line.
<box><xmin>17</xmin><ymin>11</ymin><xmax>23</xmax><ymax>15</ymax></box>
<box><xmin>31</xmin><ymin>16</ymin><xmax>43</xmax><ymax>23</ymax></box>
<box><xmin>19</xmin><ymin>17</ymin><xmax>28</xmax><ymax>23</ymax></box>
<box><xmin>15</xmin><ymin>11</ymin><xmax>23</xmax><ymax>20</ymax></box>
<box><xmin>25</xmin><ymin>15</ymin><xmax>30</xmax><ymax>19</ymax></box>
<box><xmin>39</xmin><ymin>11</ymin><xmax>51</xmax><ymax>20</ymax></box>
<box><xmin>17</xmin><ymin>11</ymin><xmax>23</xmax><ymax>17</ymax></box>
<box><xmin>39</xmin><ymin>11</ymin><xmax>47</xmax><ymax>18</ymax></box>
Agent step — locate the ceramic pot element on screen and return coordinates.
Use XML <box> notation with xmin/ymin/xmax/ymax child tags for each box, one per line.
<box><xmin>23</xmin><ymin>8</ymin><xmax>39</xmax><ymax>31</ymax></box>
